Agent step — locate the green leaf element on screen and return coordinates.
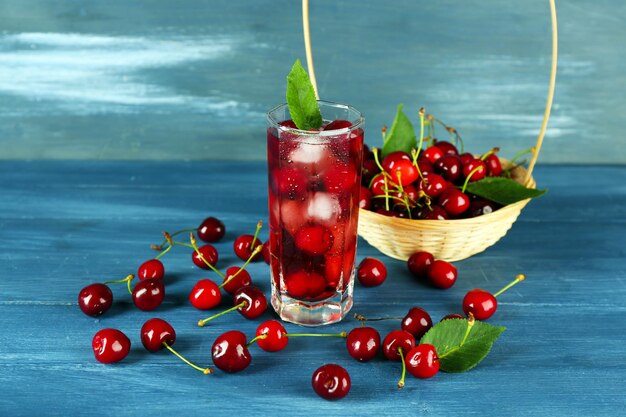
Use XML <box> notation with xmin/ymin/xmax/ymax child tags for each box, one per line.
<box><xmin>465</xmin><ymin>176</ymin><xmax>547</xmax><ymax>205</ymax></box>
<box><xmin>381</xmin><ymin>104</ymin><xmax>416</xmax><ymax>157</ymax></box>
<box><xmin>421</xmin><ymin>318</ymin><xmax>506</xmax><ymax>373</ymax></box>
<box><xmin>286</xmin><ymin>59</ymin><xmax>323</xmax><ymax>130</ymax></box>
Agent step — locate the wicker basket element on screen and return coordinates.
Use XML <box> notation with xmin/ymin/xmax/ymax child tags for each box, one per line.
<box><xmin>301</xmin><ymin>0</ymin><xmax>558</xmax><ymax>261</ymax></box>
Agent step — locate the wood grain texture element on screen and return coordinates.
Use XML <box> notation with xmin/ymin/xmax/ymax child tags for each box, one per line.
<box><xmin>0</xmin><ymin>0</ymin><xmax>624</xmax><ymax>163</ymax></box>
<box><xmin>0</xmin><ymin>161</ymin><xmax>625</xmax><ymax>416</ymax></box>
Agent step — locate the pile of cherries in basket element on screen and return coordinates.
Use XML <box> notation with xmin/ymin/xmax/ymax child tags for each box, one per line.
<box><xmin>359</xmin><ymin>140</ymin><xmax>505</xmax><ymax>219</ymax></box>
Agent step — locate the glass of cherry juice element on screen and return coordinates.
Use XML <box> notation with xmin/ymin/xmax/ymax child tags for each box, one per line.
<box><xmin>266</xmin><ymin>101</ymin><xmax>364</xmax><ymax>326</ymax></box>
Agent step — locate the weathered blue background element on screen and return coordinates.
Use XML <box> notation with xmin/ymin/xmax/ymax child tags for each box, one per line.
<box><xmin>0</xmin><ymin>0</ymin><xmax>623</xmax><ymax>163</ymax></box>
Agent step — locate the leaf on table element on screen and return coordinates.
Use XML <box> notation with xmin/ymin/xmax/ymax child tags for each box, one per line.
<box><xmin>420</xmin><ymin>318</ymin><xmax>506</xmax><ymax>373</ymax></box>
<box><xmin>286</xmin><ymin>59</ymin><xmax>322</xmax><ymax>131</ymax></box>
<box><xmin>381</xmin><ymin>104</ymin><xmax>416</xmax><ymax>157</ymax></box>
<box><xmin>465</xmin><ymin>176</ymin><xmax>547</xmax><ymax>205</ymax></box>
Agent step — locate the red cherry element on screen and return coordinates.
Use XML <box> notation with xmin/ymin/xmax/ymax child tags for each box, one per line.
<box><xmin>78</xmin><ymin>283</ymin><xmax>113</xmax><ymax>317</ymax></box>
<box><xmin>261</xmin><ymin>241</ymin><xmax>271</xmax><ymax>264</ymax></box>
<box><xmin>438</xmin><ymin>188</ymin><xmax>470</xmax><ymax>216</ymax></box>
<box><xmin>286</xmin><ymin>270</ymin><xmax>326</xmax><ymax>299</ymax></box>
<box><xmin>92</xmin><ymin>328</ymin><xmax>131</xmax><ymax>364</ymax></box>
<box><xmin>417</xmin><ymin>173</ymin><xmax>448</xmax><ymax>198</ymax></box>
<box><xmin>466</xmin><ymin>198</ymin><xmax>500</xmax><ymax>218</ymax></box>
<box><xmin>295</xmin><ymin>224</ymin><xmax>334</xmax><ymax>256</ymax></box>
<box><xmin>323</xmin><ymin>119</ymin><xmax>352</xmax><ymax>131</ymax></box>
<box><xmin>312</xmin><ymin>364</ymin><xmax>351</xmax><ymax>400</ymax></box>
<box><xmin>234</xmin><ymin>235</ymin><xmax>263</xmax><ymax>262</ymax></box>
<box><xmin>280</xmin><ymin>119</ymin><xmax>298</xmax><ymax>129</ymax></box>
<box><xmin>485</xmin><ymin>154</ymin><xmax>503</xmax><ymax>176</ymax></box>
<box><xmin>382</xmin><ymin>330</ymin><xmax>416</xmax><ymax>361</ymax></box>
<box><xmin>463</xmin><ymin>289</ymin><xmax>497</xmax><ymax>320</ymax></box>
<box><xmin>407</xmin><ymin>251</ymin><xmax>434</xmax><ymax>279</ymax></box>
<box><xmin>197</xmin><ymin>216</ymin><xmax>226</xmax><ymax>242</ymax></box>
<box><xmin>418</xmin><ymin>205</ymin><xmax>449</xmax><ymax>220</ymax></box>
<box><xmin>422</xmin><ymin>146</ymin><xmax>444</xmax><ymax>163</ymax></box>
<box><xmin>416</xmin><ymin>157</ymin><xmax>434</xmax><ymax>176</ymax></box>
<box><xmin>132</xmin><ymin>278</ymin><xmax>165</xmax><ymax>311</ymax></box>
<box><xmin>440</xmin><ymin>313</ymin><xmax>466</xmax><ymax>322</ymax></box>
<box><xmin>189</xmin><ymin>279</ymin><xmax>222</xmax><ymax>310</ymax></box>
<box><xmin>406</xmin><ymin>344</ymin><xmax>440</xmax><ymax>378</ymax></box>
<box><xmin>255</xmin><ymin>320</ymin><xmax>288</xmax><ymax>352</ymax></box>
<box><xmin>359</xmin><ymin>186</ymin><xmax>372</xmax><ymax>210</ymax></box>
<box><xmin>222</xmin><ymin>266</ymin><xmax>252</xmax><ymax>295</ymax></box>
<box><xmin>401</xmin><ymin>307</ymin><xmax>433</xmax><ymax>339</ymax></box>
<box><xmin>434</xmin><ymin>155</ymin><xmax>462</xmax><ymax>182</ymax></box>
<box><xmin>140</xmin><ymin>318</ymin><xmax>176</xmax><ymax>352</ymax></box>
<box><xmin>427</xmin><ymin>260</ymin><xmax>457</xmax><ymax>289</ymax></box>
<box><xmin>346</xmin><ymin>327</ymin><xmax>380</xmax><ymax>362</ymax></box>
<box><xmin>382</xmin><ymin>151</ymin><xmax>419</xmax><ymax>186</ymax></box>
<box><xmin>233</xmin><ymin>286</ymin><xmax>267</xmax><ymax>319</ymax></box>
<box><xmin>361</xmin><ymin>159</ymin><xmax>380</xmax><ymax>185</ymax></box>
<box><xmin>138</xmin><ymin>259</ymin><xmax>164</xmax><ymax>280</ymax></box>
<box><xmin>463</xmin><ymin>158</ymin><xmax>487</xmax><ymax>182</ymax></box>
<box><xmin>192</xmin><ymin>244</ymin><xmax>219</xmax><ymax>269</ymax></box>
<box><xmin>433</xmin><ymin>140</ymin><xmax>459</xmax><ymax>156</ymax></box>
<box><xmin>356</xmin><ymin>257</ymin><xmax>387</xmax><ymax>287</ymax></box>
<box><xmin>459</xmin><ymin>152</ymin><xmax>474</xmax><ymax>166</ymax></box>
<box><xmin>272</xmin><ymin>167</ymin><xmax>308</xmax><ymax>199</ymax></box>
<box><xmin>211</xmin><ymin>330</ymin><xmax>251</xmax><ymax>373</ymax></box>
<box><xmin>322</xmin><ymin>163</ymin><xmax>358</xmax><ymax>194</ymax></box>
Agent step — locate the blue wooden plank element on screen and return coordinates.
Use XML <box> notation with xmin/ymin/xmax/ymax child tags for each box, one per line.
<box><xmin>0</xmin><ymin>1</ymin><xmax>624</xmax><ymax>163</ymax></box>
<box><xmin>1</xmin><ymin>162</ymin><xmax>625</xmax><ymax>416</ymax></box>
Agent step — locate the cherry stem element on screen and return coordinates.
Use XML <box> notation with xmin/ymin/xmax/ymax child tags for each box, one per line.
<box><xmin>461</xmin><ymin>165</ymin><xmax>484</xmax><ymax>193</ymax></box>
<box><xmin>510</xmin><ymin>147</ymin><xmax>535</xmax><ymax>166</ymax></box>
<box><xmin>152</xmin><ymin>228</ymin><xmax>196</xmax><ymax>250</ymax></box>
<box><xmin>162</xmin><ymin>342</ymin><xmax>213</xmax><ymax>375</ymax></box>
<box><xmin>439</xmin><ymin>313</ymin><xmax>475</xmax><ymax>359</ymax></box>
<box><xmin>493</xmin><ymin>274</ymin><xmax>526</xmax><ymax>298</ymax></box>
<box><xmin>197</xmin><ymin>301</ymin><xmax>247</xmax><ymax>327</ymax></box>
<box><xmin>480</xmin><ymin>147</ymin><xmax>500</xmax><ymax>161</ymax></box>
<box><xmin>219</xmin><ymin>245</ymin><xmax>263</xmax><ymax>289</ymax></box>
<box><xmin>286</xmin><ymin>332</ymin><xmax>348</xmax><ymax>338</ymax></box>
<box><xmin>246</xmin><ymin>334</ymin><xmax>268</xmax><ymax>347</ymax></box>
<box><xmin>354</xmin><ymin>313</ymin><xmax>403</xmax><ymax>322</ymax></box>
<box><xmin>416</xmin><ymin>107</ymin><xmax>426</xmax><ymax>156</ymax></box>
<box><xmin>154</xmin><ymin>232</ymin><xmax>173</xmax><ymax>260</ymax></box>
<box><xmin>381</xmin><ymin>126</ymin><xmax>387</xmax><ymax>141</ymax></box>
<box><xmin>188</xmin><ymin>233</ymin><xmax>226</xmax><ymax>279</ymax></box>
<box><xmin>411</xmin><ymin>148</ymin><xmax>426</xmax><ymax>183</ymax></box>
<box><xmin>397</xmin><ymin>347</ymin><xmax>406</xmax><ymax>389</ymax></box>
<box><xmin>103</xmin><ymin>274</ymin><xmax>134</xmax><ymax>296</ymax></box>
<box><xmin>250</xmin><ymin>220</ymin><xmax>263</xmax><ymax>248</ymax></box>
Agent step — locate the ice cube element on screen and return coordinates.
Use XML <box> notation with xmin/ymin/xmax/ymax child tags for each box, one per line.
<box><xmin>289</xmin><ymin>141</ymin><xmax>334</xmax><ymax>175</ymax></box>
<box><xmin>307</xmin><ymin>192</ymin><xmax>340</xmax><ymax>225</ymax></box>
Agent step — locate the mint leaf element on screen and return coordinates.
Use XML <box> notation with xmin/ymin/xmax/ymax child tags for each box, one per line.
<box><xmin>381</xmin><ymin>104</ymin><xmax>416</xmax><ymax>157</ymax></box>
<box><xmin>286</xmin><ymin>59</ymin><xmax>322</xmax><ymax>130</ymax></box>
<box><xmin>465</xmin><ymin>177</ymin><xmax>546</xmax><ymax>205</ymax></box>
<box><xmin>421</xmin><ymin>318</ymin><xmax>506</xmax><ymax>373</ymax></box>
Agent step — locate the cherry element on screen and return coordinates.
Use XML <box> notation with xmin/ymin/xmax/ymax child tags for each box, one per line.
<box><xmin>485</xmin><ymin>154</ymin><xmax>503</xmax><ymax>176</ymax></box>
<box><xmin>440</xmin><ymin>313</ymin><xmax>465</xmax><ymax>322</ymax></box>
<box><xmin>323</xmin><ymin>119</ymin><xmax>352</xmax><ymax>131</ymax></box>
<box><xmin>433</xmin><ymin>140</ymin><xmax>459</xmax><ymax>156</ymax></box>
<box><xmin>78</xmin><ymin>283</ymin><xmax>113</xmax><ymax>317</ymax></box>
<box><xmin>361</xmin><ymin>159</ymin><xmax>380</xmax><ymax>185</ymax></box>
<box><xmin>92</xmin><ymin>328</ymin><xmax>131</xmax><ymax>364</ymax></box>
<box><xmin>463</xmin><ymin>158</ymin><xmax>487</xmax><ymax>182</ymax></box>
<box><xmin>189</xmin><ymin>279</ymin><xmax>221</xmax><ymax>310</ymax></box>
<box><xmin>192</xmin><ymin>244</ymin><xmax>219</xmax><ymax>270</ymax></box>
<box><xmin>407</xmin><ymin>251</ymin><xmax>434</xmax><ymax>279</ymax></box>
<box><xmin>286</xmin><ymin>270</ymin><xmax>326</xmax><ymax>299</ymax></box>
<box><xmin>279</xmin><ymin>119</ymin><xmax>297</xmax><ymax>129</ymax></box>
<box><xmin>261</xmin><ymin>240</ymin><xmax>271</xmax><ymax>264</ymax></box>
<box><xmin>132</xmin><ymin>278</ymin><xmax>165</xmax><ymax>311</ymax></box>
<box><xmin>382</xmin><ymin>330</ymin><xmax>415</xmax><ymax>361</ymax></box>
<box><xmin>197</xmin><ymin>286</ymin><xmax>267</xmax><ymax>326</ymax></box>
<box><xmin>462</xmin><ymin>274</ymin><xmax>525</xmax><ymax>320</ymax></box>
<box><xmin>418</xmin><ymin>173</ymin><xmax>448</xmax><ymax>198</ymax></box>
<box><xmin>382</xmin><ymin>151</ymin><xmax>419</xmax><ymax>186</ymax></box>
<box><xmin>211</xmin><ymin>330</ymin><xmax>251</xmax><ymax>373</ymax></box>
<box><xmin>272</xmin><ymin>166</ymin><xmax>308</xmax><ymax>199</ymax></box>
<box><xmin>295</xmin><ymin>224</ymin><xmax>334</xmax><ymax>256</ymax></box>
<box><xmin>346</xmin><ymin>327</ymin><xmax>380</xmax><ymax>362</ymax></box>
<box><xmin>359</xmin><ymin>186</ymin><xmax>372</xmax><ymax>210</ymax></box>
<box><xmin>416</xmin><ymin>158</ymin><xmax>434</xmax><ymax>176</ymax></box>
<box><xmin>467</xmin><ymin>198</ymin><xmax>500</xmax><ymax>218</ymax></box>
<box><xmin>140</xmin><ymin>318</ymin><xmax>213</xmax><ymax>374</ymax></box>
<box><xmin>197</xmin><ymin>216</ymin><xmax>226</xmax><ymax>242</ymax></box>
<box><xmin>356</xmin><ymin>257</ymin><xmax>387</xmax><ymax>287</ymax></box>
<box><xmin>222</xmin><ymin>266</ymin><xmax>252</xmax><ymax>295</ymax></box>
<box><xmin>401</xmin><ymin>307</ymin><xmax>433</xmax><ymax>340</ymax></box>
<box><xmin>422</xmin><ymin>146</ymin><xmax>444</xmax><ymax>164</ymax></box>
<box><xmin>459</xmin><ymin>152</ymin><xmax>474</xmax><ymax>166</ymax></box>
<box><xmin>234</xmin><ymin>221</ymin><xmax>264</xmax><ymax>262</ymax></box>
<box><xmin>255</xmin><ymin>320</ymin><xmax>288</xmax><ymax>352</ymax></box>
<box><xmin>438</xmin><ymin>188</ymin><xmax>470</xmax><ymax>216</ymax></box>
<box><xmin>311</xmin><ymin>364</ymin><xmax>351</xmax><ymax>400</ymax></box>
<box><xmin>370</xmin><ymin>173</ymin><xmax>395</xmax><ymax>196</ymax></box>
<box><xmin>137</xmin><ymin>259</ymin><xmax>164</xmax><ymax>280</ymax></box>
<box><xmin>322</xmin><ymin>163</ymin><xmax>358</xmax><ymax>194</ymax></box>
<box><xmin>418</xmin><ymin>205</ymin><xmax>449</xmax><ymax>220</ymax></box>
<box><xmin>434</xmin><ymin>155</ymin><xmax>462</xmax><ymax>182</ymax></box>
<box><xmin>426</xmin><ymin>260</ymin><xmax>457</xmax><ymax>289</ymax></box>
<box><xmin>406</xmin><ymin>344</ymin><xmax>440</xmax><ymax>379</ymax></box>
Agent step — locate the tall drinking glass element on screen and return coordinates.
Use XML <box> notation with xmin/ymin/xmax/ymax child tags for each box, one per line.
<box><xmin>266</xmin><ymin>101</ymin><xmax>364</xmax><ymax>326</ymax></box>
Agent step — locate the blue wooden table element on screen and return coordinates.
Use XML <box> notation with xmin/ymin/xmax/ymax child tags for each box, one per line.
<box><xmin>1</xmin><ymin>161</ymin><xmax>624</xmax><ymax>416</ymax></box>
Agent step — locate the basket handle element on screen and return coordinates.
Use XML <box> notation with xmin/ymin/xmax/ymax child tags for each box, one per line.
<box><xmin>301</xmin><ymin>0</ymin><xmax>558</xmax><ymax>184</ymax></box>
